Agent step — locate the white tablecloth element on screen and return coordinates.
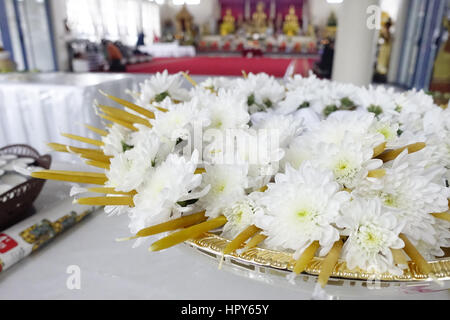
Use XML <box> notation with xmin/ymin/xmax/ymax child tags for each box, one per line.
<box><xmin>138</xmin><ymin>43</ymin><xmax>196</xmax><ymax>58</ymax></box>
<box><xmin>0</xmin><ymin>162</ymin><xmax>448</xmax><ymax>300</ymax></box>
<box><xmin>0</xmin><ymin>73</ymin><xmax>137</xmax><ymax>159</ymax></box>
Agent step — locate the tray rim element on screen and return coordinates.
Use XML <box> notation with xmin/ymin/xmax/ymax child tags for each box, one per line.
<box><xmin>186</xmin><ymin>232</ymin><xmax>450</xmax><ymax>283</ymax></box>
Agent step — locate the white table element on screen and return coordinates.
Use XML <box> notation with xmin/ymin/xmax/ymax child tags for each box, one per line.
<box><xmin>0</xmin><ymin>73</ymin><xmax>137</xmax><ymax>159</ymax></box>
<box><xmin>138</xmin><ymin>42</ymin><xmax>196</xmax><ymax>58</ymax></box>
<box><xmin>0</xmin><ymin>161</ymin><xmax>448</xmax><ymax>300</ymax></box>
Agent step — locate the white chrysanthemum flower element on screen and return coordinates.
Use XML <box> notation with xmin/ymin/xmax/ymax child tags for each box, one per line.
<box><xmin>129</xmin><ymin>151</ymin><xmax>202</xmax><ymax>234</ymax></box>
<box><xmin>415</xmin><ymin>219</ymin><xmax>450</xmax><ymax>259</ymax></box>
<box><xmin>133</xmin><ymin>70</ymin><xmax>190</xmax><ymax>108</ymax></box>
<box><xmin>309</xmin><ymin>111</ymin><xmax>385</xmax><ymax>150</ymax></box>
<box><xmin>282</xmin><ymin>135</ymin><xmax>315</xmax><ymax>170</ymax></box>
<box><xmin>222</xmin><ymin>196</ymin><xmax>263</xmax><ymax>239</ymax></box>
<box><xmin>101</xmin><ymin>124</ymin><xmax>132</xmax><ymax>156</ymax></box>
<box><xmin>238</xmin><ymin>72</ymin><xmax>285</xmax><ymax>113</ymax></box>
<box><xmin>196</xmin><ymin>164</ymin><xmax>249</xmax><ymax>218</ymax></box>
<box><xmin>254</xmin><ymin>162</ymin><xmax>350</xmax><ymax>258</ymax></box>
<box><xmin>205</xmin><ymin>89</ymin><xmax>250</xmax><ymax>131</ymax></box>
<box><xmin>199</xmin><ymin>77</ymin><xmax>236</xmax><ymax>92</ymax></box>
<box><xmin>370</xmin><ymin>117</ymin><xmax>399</xmax><ymax>147</ymax></box>
<box><xmin>337</xmin><ymin>198</ymin><xmax>404</xmax><ymax>275</ymax></box>
<box><xmin>250</xmin><ymin>112</ymin><xmax>303</xmax><ymax>148</ymax></box>
<box><xmin>285</xmin><ymin>72</ymin><xmax>325</xmax><ymax>92</ymax></box>
<box><xmin>236</xmin><ymin>128</ymin><xmax>284</xmax><ymax>189</ymax></box>
<box><xmin>353</xmin><ymin>150</ymin><xmax>450</xmax><ymax>248</ymax></box>
<box><xmin>106</xmin><ymin>133</ymin><xmax>161</xmax><ymax>192</ymax></box>
<box><xmin>276</xmin><ymin>87</ymin><xmax>317</xmax><ymax>115</ymax></box>
<box><xmin>313</xmin><ymin>138</ymin><xmax>383</xmax><ymax>188</ymax></box>
<box><xmin>150</xmin><ymin>97</ymin><xmax>210</xmax><ymax>142</ymax></box>
<box><xmin>355</xmin><ymin>85</ymin><xmax>398</xmax><ymax>118</ymax></box>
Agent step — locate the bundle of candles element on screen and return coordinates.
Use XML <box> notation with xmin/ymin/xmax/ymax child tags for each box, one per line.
<box><xmin>31</xmin><ymin>71</ymin><xmax>450</xmax><ymax>289</ymax></box>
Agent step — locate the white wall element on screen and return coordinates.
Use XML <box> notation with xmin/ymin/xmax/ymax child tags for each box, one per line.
<box><xmin>308</xmin><ymin>0</ymin><xmax>343</xmax><ymax>27</ymax></box>
<box><xmin>159</xmin><ymin>0</ymin><xmax>220</xmax><ymax>32</ymax></box>
<box><xmin>48</xmin><ymin>0</ymin><xmax>70</xmax><ymax>71</ymax></box>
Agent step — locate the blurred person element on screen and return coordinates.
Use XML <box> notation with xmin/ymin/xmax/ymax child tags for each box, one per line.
<box><xmin>102</xmin><ymin>39</ymin><xmax>125</xmax><ymax>72</ymax></box>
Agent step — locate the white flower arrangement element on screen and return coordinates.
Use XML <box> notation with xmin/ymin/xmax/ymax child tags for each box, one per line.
<box><xmin>33</xmin><ymin>71</ymin><xmax>450</xmax><ymax>289</ymax></box>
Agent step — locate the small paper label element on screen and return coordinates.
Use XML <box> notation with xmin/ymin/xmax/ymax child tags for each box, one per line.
<box><xmin>0</xmin><ymin>234</ymin><xmax>18</xmax><ymax>253</ymax></box>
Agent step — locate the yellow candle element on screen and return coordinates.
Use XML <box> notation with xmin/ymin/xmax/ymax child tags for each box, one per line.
<box><xmin>399</xmin><ymin>234</ymin><xmax>432</xmax><ymax>275</ymax></box>
<box><xmin>80</xmin><ymin>153</ymin><xmax>112</xmax><ymax>163</ymax></box>
<box><xmin>85</xmin><ymin>160</ymin><xmax>110</xmax><ymax>170</ymax></box>
<box><xmin>372</xmin><ymin>142</ymin><xmax>386</xmax><ymax>158</ymax></box>
<box><xmin>84</xmin><ymin>124</ymin><xmax>108</xmax><ymax>137</ymax></box>
<box><xmin>48</xmin><ymin>143</ymin><xmax>105</xmax><ymax>157</ymax></box>
<box><xmin>98</xmin><ymin>113</ymin><xmax>138</xmax><ymax>131</ymax></box>
<box><xmin>149</xmin><ymin>216</ymin><xmax>228</xmax><ymax>252</ymax></box>
<box><xmin>39</xmin><ymin>170</ymin><xmax>106</xmax><ymax>178</ymax></box>
<box><xmin>31</xmin><ymin>171</ymin><xmax>107</xmax><ymax>185</ymax></box>
<box><xmin>194</xmin><ymin>168</ymin><xmax>206</xmax><ymax>174</ymax></box>
<box><xmin>243</xmin><ymin>232</ymin><xmax>267</xmax><ymax>251</ymax></box>
<box><xmin>98</xmin><ymin>105</ymin><xmax>152</xmax><ymax>127</ymax></box>
<box><xmin>223</xmin><ymin>225</ymin><xmax>261</xmax><ymax>255</ymax></box>
<box><xmin>61</xmin><ymin>133</ymin><xmax>105</xmax><ymax>147</ymax></box>
<box><xmin>318</xmin><ymin>240</ymin><xmax>343</xmax><ymax>288</ymax></box>
<box><xmin>100</xmin><ymin>90</ymin><xmax>155</xmax><ymax>119</ymax></box>
<box><xmin>293</xmin><ymin>241</ymin><xmax>320</xmax><ymax>275</ymax></box>
<box><xmin>87</xmin><ymin>187</ymin><xmax>136</xmax><ymax>196</ymax></box>
<box><xmin>391</xmin><ymin>248</ymin><xmax>409</xmax><ymax>268</ymax></box>
<box><xmin>376</xmin><ymin>142</ymin><xmax>426</xmax><ymax>162</ymax></box>
<box><xmin>76</xmin><ymin>196</ymin><xmax>134</xmax><ymax>206</ymax></box>
<box><xmin>158</xmin><ymin>106</ymin><xmax>169</xmax><ymax>112</ymax></box>
<box><xmin>367</xmin><ymin>169</ymin><xmax>386</xmax><ymax>178</ymax></box>
<box><xmin>242</xmin><ymin>70</ymin><xmax>248</xmax><ymax>79</ymax></box>
<box><xmin>182</xmin><ymin>72</ymin><xmax>197</xmax><ymax>87</ymax></box>
<box><xmin>431</xmin><ymin>212</ymin><xmax>450</xmax><ymax>222</ymax></box>
<box><xmin>117</xmin><ymin>211</ymin><xmax>208</xmax><ymax>241</ymax></box>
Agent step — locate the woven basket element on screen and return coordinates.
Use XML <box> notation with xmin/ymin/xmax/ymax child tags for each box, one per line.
<box><xmin>0</xmin><ymin>145</ymin><xmax>51</xmax><ymax>231</ymax></box>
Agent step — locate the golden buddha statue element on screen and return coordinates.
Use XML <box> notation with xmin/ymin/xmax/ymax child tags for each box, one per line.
<box><xmin>283</xmin><ymin>5</ymin><xmax>300</xmax><ymax>36</ymax></box>
<box><xmin>252</xmin><ymin>2</ymin><xmax>268</xmax><ymax>34</ymax></box>
<box><xmin>175</xmin><ymin>5</ymin><xmax>194</xmax><ymax>40</ymax></box>
<box><xmin>375</xmin><ymin>12</ymin><xmax>392</xmax><ymax>76</ymax></box>
<box><xmin>220</xmin><ymin>9</ymin><xmax>235</xmax><ymax>36</ymax></box>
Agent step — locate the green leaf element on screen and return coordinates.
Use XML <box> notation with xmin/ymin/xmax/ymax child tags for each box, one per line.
<box><xmin>121</xmin><ymin>141</ymin><xmax>133</xmax><ymax>152</ymax></box>
<box><xmin>340</xmin><ymin>97</ymin><xmax>356</xmax><ymax>110</ymax></box>
<box><xmin>323</xmin><ymin>104</ymin><xmax>338</xmax><ymax>117</ymax></box>
<box><xmin>298</xmin><ymin>101</ymin><xmax>310</xmax><ymax>109</ymax></box>
<box><xmin>155</xmin><ymin>91</ymin><xmax>170</xmax><ymax>103</ymax></box>
<box><xmin>177</xmin><ymin>199</ymin><xmax>199</xmax><ymax>207</ymax></box>
<box><xmin>367</xmin><ymin>105</ymin><xmax>383</xmax><ymax>117</ymax></box>
<box><xmin>247</xmin><ymin>94</ymin><xmax>255</xmax><ymax>106</ymax></box>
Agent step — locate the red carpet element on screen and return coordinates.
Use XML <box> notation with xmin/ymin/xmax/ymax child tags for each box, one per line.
<box><xmin>126</xmin><ymin>57</ymin><xmax>317</xmax><ymax>78</ymax></box>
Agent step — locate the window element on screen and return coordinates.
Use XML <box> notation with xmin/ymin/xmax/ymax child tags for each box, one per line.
<box><xmin>66</xmin><ymin>0</ymin><xmax>160</xmax><ymax>45</ymax></box>
<box><xmin>173</xmin><ymin>0</ymin><xmax>200</xmax><ymax>5</ymax></box>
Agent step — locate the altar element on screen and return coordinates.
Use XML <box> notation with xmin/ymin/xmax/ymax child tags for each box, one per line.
<box><xmin>203</xmin><ymin>1</ymin><xmax>315</xmax><ymax>53</ymax></box>
<box><xmin>198</xmin><ymin>35</ymin><xmax>317</xmax><ymax>55</ymax></box>
<box><xmin>138</xmin><ymin>42</ymin><xmax>196</xmax><ymax>58</ymax></box>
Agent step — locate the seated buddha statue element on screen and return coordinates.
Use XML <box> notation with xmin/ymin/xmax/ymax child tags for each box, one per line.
<box><xmin>283</xmin><ymin>5</ymin><xmax>300</xmax><ymax>36</ymax></box>
<box><xmin>252</xmin><ymin>2</ymin><xmax>268</xmax><ymax>34</ymax></box>
<box><xmin>220</xmin><ymin>9</ymin><xmax>235</xmax><ymax>36</ymax></box>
